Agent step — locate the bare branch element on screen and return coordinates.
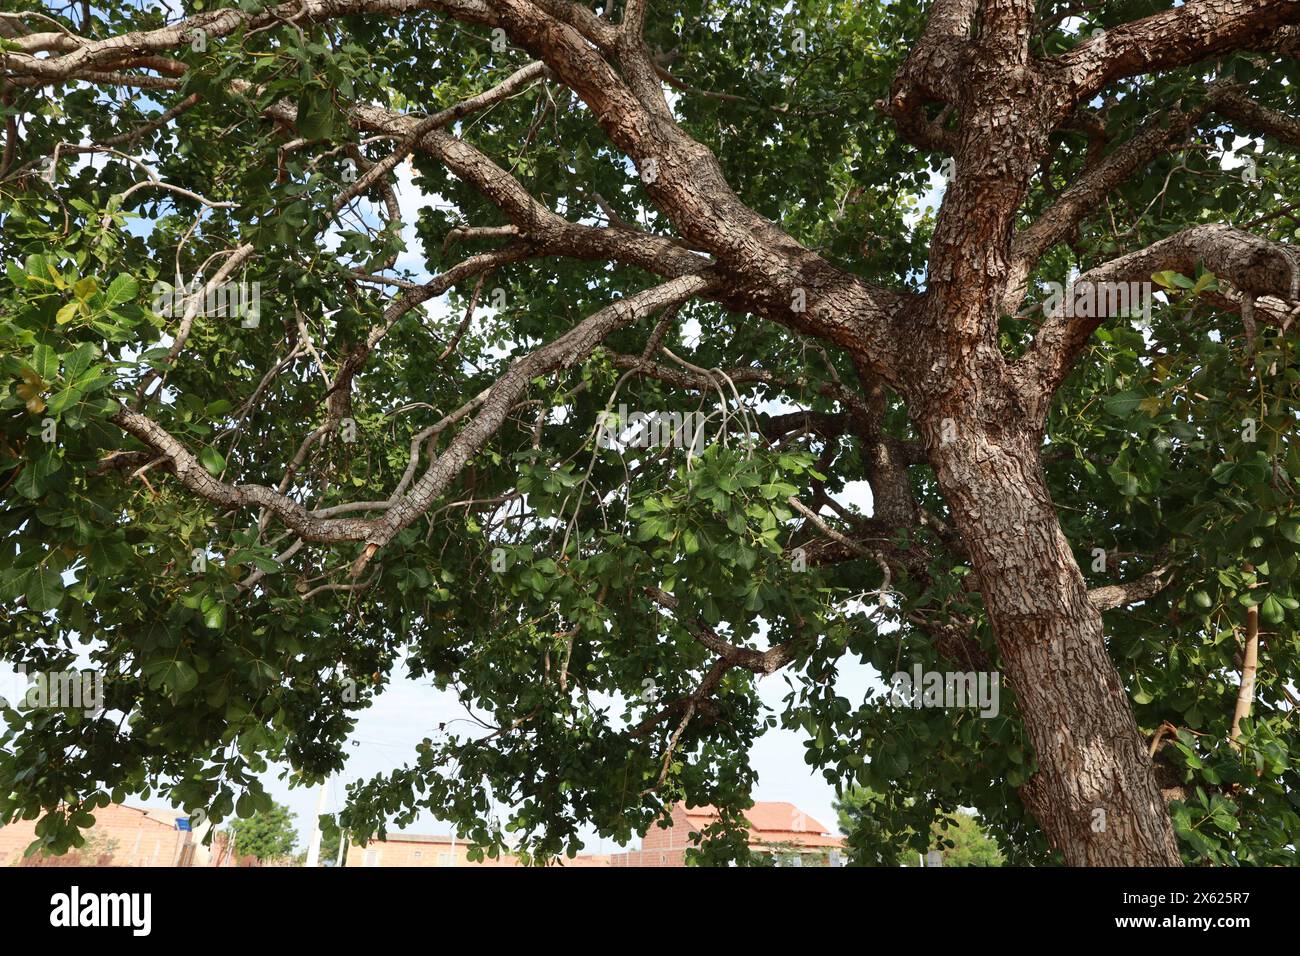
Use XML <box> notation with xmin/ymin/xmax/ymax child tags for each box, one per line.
<box><xmin>1088</xmin><ymin>565</ymin><xmax>1174</xmax><ymax>612</ymax></box>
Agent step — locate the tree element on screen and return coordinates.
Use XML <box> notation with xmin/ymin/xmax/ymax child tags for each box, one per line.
<box><xmin>227</xmin><ymin>802</ymin><xmax>298</xmax><ymax>862</ymax></box>
<box><xmin>1</xmin><ymin>0</ymin><xmax>1298</xmax><ymax>867</ymax></box>
<box><xmin>835</xmin><ymin>787</ymin><xmax>1003</xmax><ymax>866</ymax></box>
<box><xmin>936</xmin><ymin>814</ymin><xmax>1003</xmax><ymax>868</ymax></box>
<box><xmin>318</xmin><ymin>814</ymin><xmax>343</xmax><ymax>865</ymax></box>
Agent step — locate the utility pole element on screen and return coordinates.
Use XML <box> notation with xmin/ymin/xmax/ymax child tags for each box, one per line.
<box><xmin>305</xmin><ymin>780</ymin><xmax>329</xmax><ymax>868</ymax></box>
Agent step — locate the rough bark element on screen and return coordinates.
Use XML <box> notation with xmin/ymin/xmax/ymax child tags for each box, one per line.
<box><xmin>920</xmin><ymin>399</ymin><xmax>1182</xmax><ymax>865</ymax></box>
<box><xmin>9</xmin><ymin>0</ymin><xmax>1300</xmax><ymax>866</ymax></box>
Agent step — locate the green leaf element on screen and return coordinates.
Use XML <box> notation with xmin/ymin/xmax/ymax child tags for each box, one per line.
<box><xmin>14</xmin><ymin>454</ymin><xmax>59</xmax><ymax>499</ymax></box>
<box><xmin>62</xmin><ymin>342</ymin><xmax>98</xmax><ymax>382</ymax></box>
<box><xmin>46</xmin><ymin>387</ymin><xmax>83</xmax><ymax>415</ymax></box>
<box><xmin>88</xmin><ymin>538</ymin><xmax>129</xmax><ymax>578</ymax></box>
<box><xmin>104</xmin><ymin>273</ymin><xmax>139</xmax><ymax>307</ymax></box>
<box><xmin>199</xmin><ymin>447</ymin><xmax>226</xmax><ymax>475</ymax></box>
<box><xmin>146</xmin><ymin>659</ymin><xmax>199</xmax><ymax>695</ymax></box>
<box><xmin>295</xmin><ymin>87</ymin><xmax>334</xmax><ymax>140</ymax></box>
<box><xmin>56</xmin><ymin>301</ymin><xmax>80</xmax><ymax>325</ymax></box>
<box><xmin>1103</xmin><ymin>391</ymin><xmax>1143</xmax><ymax>418</ymax></box>
<box><xmin>204</xmin><ymin>603</ymin><xmax>227</xmax><ymax>631</ymax></box>
<box><xmin>25</xmin><ymin>566</ymin><xmax>64</xmax><ymax>612</ymax></box>
<box><xmin>30</xmin><ymin>344</ymin><xmax>58</xmax><ymax>381</ymax></box>
<box><xmin>1210</xmin><ymin>461</ymin><xmax>1237</xmax><ymax>484</ymax></box>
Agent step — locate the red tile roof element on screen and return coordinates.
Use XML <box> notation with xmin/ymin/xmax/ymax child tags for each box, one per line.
<box><xmin>679</xmin><ymin>801</ymin><xmax>844</xmax><ymax>850</ymax></box>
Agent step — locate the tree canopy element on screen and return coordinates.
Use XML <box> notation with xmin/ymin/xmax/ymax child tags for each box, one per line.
<box><xmin>226</xmin><ymin>800</ymin><xmax>298</xmax><ymax>861</ymax></box>
<box><xmin>1</xmin><ymin>0</ymin><xmax>1298</xmax><ymax>866</ymax></box>
<box><xmin>835</xmin><ymin>787</ymin><xmax>1004</xmax><ymax>866</ymax></box>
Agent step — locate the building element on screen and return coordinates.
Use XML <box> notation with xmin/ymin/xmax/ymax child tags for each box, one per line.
<box><xmin>0</xmin><ymin>803</ymin><xmax>232</xmax><ymax>867</ymax></box>
<box><xmin>346</xmin><ymin>834</ymin><xmax>508</xmax><ymax>868</ymax></box>
<box><xmin>609</xmin><ymin>801</ymin><xmax>844</xmax><ymax>866</ymax></box>
<box><xmin>346</xmin><ymin>802</ymin><xmax>842</xmax><ymax>868</ymax></box>
<box><xmin>345</xmin><ymin>833</ymin><xmax>611</xmax><ymax>867</ymax></box>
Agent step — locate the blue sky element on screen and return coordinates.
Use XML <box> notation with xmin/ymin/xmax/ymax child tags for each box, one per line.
<box><xmin>10</xmin><ymin>0</ymin><xmax>1269</xmax><ymax>857</ymax></box>
<box><xmin>1</xmin><ymin>94</ymin><xmax>900</xmax><ymax>854</ymax></box>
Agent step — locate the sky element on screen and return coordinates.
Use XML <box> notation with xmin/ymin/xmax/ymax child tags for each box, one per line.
<box><xmin>259</xmin><ymin>645</ymin><xmax>885</xmax><ymax>854</ymax></box>
<box><xmin>254</xmin><ymin>140</ymin><xmax>904</xmax><ymax>851</ymax></box>
<box><xmin>1</xmin><ymin>71</ymin><xmax>901</xmax><ymax>854</ymax></box>
<box><xmin>7</xmin><ymin>7</ymin><xmax>1267</xmax><ymax>857</ymax></box>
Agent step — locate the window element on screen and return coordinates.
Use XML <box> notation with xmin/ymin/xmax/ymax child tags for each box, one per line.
<box><xmin>364</xmin><ymin>849</ymin><xmax>380</xmax><ymax>867</ymax></box>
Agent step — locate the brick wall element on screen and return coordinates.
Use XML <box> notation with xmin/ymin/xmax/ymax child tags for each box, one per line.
<box><xmin>344</xmin><ymin>837</ymin><xmax>610</xmax><ymax>867</ymax></box>
<box><xmin>610</xmin><ymin>804</ymin><xmax>692</xmax><ymax>866</ymax></box>
<box><xmin>0</xmin><ymin>804</ymin><xmax>188</xmax><ymax>867</ymax></box>
<box><xmin>608</xmin><ymin>802</ymin><xmax>844</xmax><ymax>866</ymax></box>
<box><xmin>346</xmin><ymin>838</ymin><xmax>518</xmax><ymax>868</ymax></box>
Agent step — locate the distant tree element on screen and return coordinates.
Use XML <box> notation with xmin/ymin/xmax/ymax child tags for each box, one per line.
<box><xmin>931</xmin><ymin>813</ymin><xmax>1003</xmax><ymax>867</ymax></box>
<box><xmin>227</xmin><ymin>802</ymin><xmax>298</xmax><ymax>862</ymax></box>
<box><xmin>766</xmin><ymin>842</ymin><xmax>798</xmax><ymax>866</ymax></box>
<box><xmin>765</xmin><ymin>841</ymin><xmax>831</xmax><ymax>867</ymax></box>
<box><xmin>836</xmin><ymin>787</ymin><xmax>1002</xmax><ymax>866</ymax></box>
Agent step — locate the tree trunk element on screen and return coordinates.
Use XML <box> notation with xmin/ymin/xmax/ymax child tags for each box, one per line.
<box><xmin>927</xmin><ymin>411</ymin><xmax>1182</xmax><ymax>865</ymax></box>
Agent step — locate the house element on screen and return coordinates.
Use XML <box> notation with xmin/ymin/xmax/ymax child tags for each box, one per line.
<box><xmin>608</xmin><ymin>801</ymin><xmax>844</xmax><ymax>866</ymax></box>
<box><xmin>0</xmin><ymin>803</ymin><xmax>232</xmax><ymax>867</ymax></box>
<box><xmin>344</xmin><ymin>833</ymin><xmax>611</xmax><ymax>867</ymax></box>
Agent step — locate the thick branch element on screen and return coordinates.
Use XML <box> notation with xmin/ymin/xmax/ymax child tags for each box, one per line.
<box><xmin>110</xmin><ymin>274</ymin><xmax>713</xmax><ymax>557</ymax></box>
<box><xmin>1058</xmin><ymin>0</ymin><xmax>1300</xmax><ymax>110</ymax></box>
<box><xmin>1016</xmin><ymin>223</ymin><xmax>1300</xmax><ymax>407</ymax></box>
